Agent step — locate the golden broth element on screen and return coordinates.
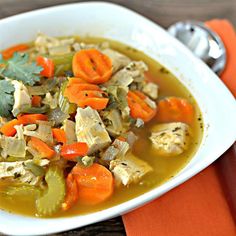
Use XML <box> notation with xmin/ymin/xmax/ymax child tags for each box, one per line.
<box><xmin>0</xmin><ymin>37</ymin><xmax>203</xmax><ymax>217</ymax></box>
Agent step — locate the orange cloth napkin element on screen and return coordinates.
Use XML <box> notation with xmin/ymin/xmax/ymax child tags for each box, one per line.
<box><xmin>122</xmin><ymin>19</ymin><xmax>236</xmax><ymax>236</ymax></box>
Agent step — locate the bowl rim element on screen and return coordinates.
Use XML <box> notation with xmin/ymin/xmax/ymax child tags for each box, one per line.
<box><xmin>0</xmin><ymin>2</ymin><xmax>235</xmax><ymax>235</ymax></box>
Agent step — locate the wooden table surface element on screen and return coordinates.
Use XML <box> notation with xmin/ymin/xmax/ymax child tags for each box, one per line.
<box><xmin>0</xmin><ymin>0</ymin><xmax>235</xmax><ymax>235</ymax></box>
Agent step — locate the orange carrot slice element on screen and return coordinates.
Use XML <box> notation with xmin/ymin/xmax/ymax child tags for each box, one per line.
<box><xmin>36</xmin><ymin>56</ymin><xmax>54</xmax><ymax>78</ymax></box>
<box><xmin>67</xmin><ymin>77</ymin><xmax>88</xmax><ymax>85</ymax></box>
<box><xmin>64</xmin><ymin>83</ymin><xmax>109</xmax><ymax>110</ymax></box>
<box><xmin>31</xmin><ymin>95</ymin><xmax>42</xmax><ymax>107</ymax></box>
<box><xmin>72</xmin><ymin>163</ymin><xmax>114</xmax><ymax>205</ymax></box>
<box><xmin>29</xmin><ymin>137</ymin><xmax>56</xmax><ymax>159</ymax></box>
<box><xmin>72</xmin><ymin>49</ymin><xmax>112</xmax><ymax>84</ymax></box>
<box><xmin>17</xmin><ymin>114</ymin><xmax>48</xmax><ymax>125</ymax></box>
<box><xmin>2</xmin><ymin>44</ymin><xmax>29</xmax><ymax>59</ymax></box>
<box><xmin>156</xmin><ymin>97</ymin><xmax>194</xmax><ymax>124</ymax></box>
<box><xmin>61</xmin><ymin>142</ymin><xmax>88</xmax><ymax>160</ymax></box>
<box><xmin>0</xmin><ymin>114</ymin><xmax>48</xmax><ymax>136</ymax></box>
<box><xmin>62</xmin><ymin>173</ymin><xmax>80</xmax><ymax>211</ymax></box>
<box><xmin>127</xmin><ymin>90</ymin><xmax>157</xmax><ymax>122</ymax></box>
<box><xmin>52</xmin><ymin>128</ymin><xmax>67</xmax><ymax>145</ymax></box>
<box><xmin>0</xmin><ymin>119</ymin><xmax>21</xmax><ymax>136</ymax></box>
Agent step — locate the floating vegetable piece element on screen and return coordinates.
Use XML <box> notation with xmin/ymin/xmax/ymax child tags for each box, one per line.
<box><xmin>36</xmin><ymin>56</ymin><xmax>54</xmax><ymax>78</ymax></box>
<box><xmin>61</xmin><ymin>142</ymin><xmax>88</xmax><ymax>160</ymax></box>
<box><xmin>52</xmin><ymin>128</ymin><xmax>67</xmax><ymax>144</ymax></box>
<box><xmin>58</xmin><ymin>81</ymin><xmax>77</xmax><ymax>114</ymax></box>
<box><xmin>62</xmin><ymin>173</ymin><xmax>79</xmax><ymax>211</ymax></box>
<box><xmin>81</xmin><ymin>156</ymin><xmax>95</xmax><ymax>167</ymax></box>
<box><xmin>18</xmin><ymin>114</ymin><xmax>48</xmax><ymax>125</ymax></box>
<box><xmin>127</xmin><ymin>90</ymin><xmax>157</xmax><ymax>122</ymax></box>
<box><xmin>24</xmin><ymin>162</ymin><xmax>45</xmax><ymax>177</ymax></box>
<box><xmin>27</xmin><ymin>78</ymin><xmax>58</xmax><ymax>96</ymax></box>
<box><xmin>31</xmin><ymin>95</ymin><xmax>42</xmax><ymax>107</ymax></box>
<box><xmin>49</xmin><ymin>53</ymin><xmax>74</xmax><ymax>76</ymax></box>
<box><xmin>0</xmin><ymin>119</ymin><xmax>20</xmax><ymax>136</ymax></box>
<box><xmin>1</xmin><ymin>44</ymin><xmax>29</xmax><ymax>60</ymax></box>
<box><xmin>72</xmin><ymin>49</ymin><xmax>112</xmax><ymax>84</ymax></box>
<box><xmin>67</xmin><ymin>77</ymin><xmax>88</xmax><ymax>85</ymax></box>
<box><xmin>36</xmin><ymin>166</ymin><xmax>65</xmax><ymax>216</ymax></box>
<box><xmin>16</xmin><ymin>104</ymin><xmax>50</xmax><ymax>114</ymax></box>
<box><xmin>62</xmin><ymin>119</ymin><xmax>77</xmax><ymax>144</ymax></box>
<box><xmin>29</xmin><ymin>137</ymin><xmax>56</xmax><ymax>159</ymax></box>
<box><xmin>47</xmin><ymin>107</ymin><xmax>69</xmax><ymax>126</ymax></box>
<box><xmin>156</xmin><ymin>97</ymin><xmax>194</xmax><ymax>124</ymax></box>
<box><xmin>64</xmin><ymin>81</ymin><xmax>109</xmax><ymax>110</ymax></box>
<box><xmin>71</xmin><ymin>163</ymin><xmax>114</xmax><ymax>205</ymax></box>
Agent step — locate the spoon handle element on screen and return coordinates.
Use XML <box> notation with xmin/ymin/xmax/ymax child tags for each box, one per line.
<box><xmin>216</xmin><ymin>142</ymin><xmax>236</xmax><ymax>223</ymax></box>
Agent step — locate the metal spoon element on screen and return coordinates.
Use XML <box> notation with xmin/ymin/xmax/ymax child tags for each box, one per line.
<box><xmin>168</xmin><ymin>20</ymin><xmax>226</xmax><ymax>75</ymax></box>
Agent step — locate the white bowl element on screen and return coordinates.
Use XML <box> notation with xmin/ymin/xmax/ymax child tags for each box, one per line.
<box><xmin>0</xmin><ymin>2</ymin><xmax>235</xmax><ymax>235</ymax></box>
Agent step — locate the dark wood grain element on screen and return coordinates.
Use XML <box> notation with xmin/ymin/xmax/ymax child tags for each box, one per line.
<box><xmin>0</xmin><ymin>0</ymin><xmax>235</xmax><ymax>235</ymax></box>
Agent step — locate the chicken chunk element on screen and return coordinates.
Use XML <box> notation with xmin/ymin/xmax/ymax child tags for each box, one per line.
<box><xmin>101</xmin><ymin>139</ymin><xmax>130</xmax><ymax>162</ymax></box>
<box><xmin>102</xmin><ymin>48</ymin><xmax>131</xmax><ymax>73</ymax></box>
<box><xmin>1</xmin><ymin>125</ymin><xmax>26</xmax><ymax>158</ymax></box>
<box><xmin>0</xmin><ymin>160</ymin><xmax>48</xmax><ymax>185</ymax></box>
<box><xmin>105</xmin><ymin>61</ymin><xmax>148</xmax><ymax>87</ymax></box>
<box><xmin>35</xmin><ymin>32</ymin><xmax>75</xmax><ymax>55</ymax></box>
<box><xmin>109</xmin><ymin>152</ymin><xmax>153</xmax><ymax>186</ymax></box>
<box><xmin>11</xmin><ymin>80</ymin><xmax>31</xmax><ymax>117</ymax></box>
<box><xmin>143</xmin><ymin>82</ymin><xmax>159</xmax><ymax>100</ymax></box>
<box><xmin>150</xmin><ymin>122</ymin><xmax>191</xmax><ymax>156</ymax></box>
<box><xmin>75</xmin><ymin>107</ymin><xmax>111</xmax><ymax>155</ymax></box>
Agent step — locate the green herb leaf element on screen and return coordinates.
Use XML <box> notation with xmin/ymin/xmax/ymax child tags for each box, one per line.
<box><xmin>0</xmin><ymin>53</ymin><xmax>43</xmax><ymax>86</ymax></box>
<box><xmin>0</xmin><ymin>80</ymin><xmax>15</xmax><ymax>117</ymax></box>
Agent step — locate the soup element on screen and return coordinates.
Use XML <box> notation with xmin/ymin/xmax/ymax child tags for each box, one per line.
<box><xmin>0</xmin><ymin>34</ymin><xmax>203</xmax><ymax>217</ymax></box>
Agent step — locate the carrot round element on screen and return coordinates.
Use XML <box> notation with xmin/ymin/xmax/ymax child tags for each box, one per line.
<box><xmin>52</xmin><ymin>128</ymin><xmax>67</xmax><ymax>145</ymax></box>
<box><xmin>127</xmin><ymin>90</ymin><xmax>157</xmax><ymax>122</ymax></box>
<box><xmin>0</xmin><ymin>119</ymin><xmax>21</xmax><ymax>136</ymax></box>
<box><xmin>2</xmin><ymin>44</ymin><xmax>29</xmax><ymax>59</ymax></box>
<box><xmin>36</xmin><ymin>56</ymin><xmax>54</xmax><ymax>78</ymax></box>
<box><xmin>29</xmin><ymin>137</ymin><xmax>56</xmax><ymax>159</ymax></box>
<box><xmin>156</xmin><ymin>97</ymin><xmax>194</xmax><ymax>124</ymax></box>
<box><xmin>17</xmin><ymin>114</ymin><xmax>48</xmax><ymax>125</ymax></box>
<box><xmin>72</xmin><ymin>163</ymin><xmax>114</xmax><ymax>205</ymax></box>
<box><xmin>62</xmin><ymin>173</ymin><xmax>79</xmax><ymax>211</ymax></box>
<box><xmin>67</xmin><ymin>77</ymin><xmax>88</xmax><ymax>86</ymax></box>
<box><xmin>72</xmin><ymin>49</ymin><xmax>112</xmax><ymax>84</ymax></box>
<box><xmin>61</xmin><ymin>142</ymin><xmax>88</xmax><ymax>160</ymax></box>
<box><xmin>31</xmin><ymin>95</ymin><xmax>42</xmax><ymax>107</ymax></box>
<box><xmin>64</xmin><ymin>83</ymin><xmax>109</xmax><ymax>110</ymax></box>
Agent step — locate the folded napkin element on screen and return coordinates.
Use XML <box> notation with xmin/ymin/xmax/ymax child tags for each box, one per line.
<box><xmin>122</xmin><ymin>19</ymin><xmax>236</xmax><ymax>236</ymax></box>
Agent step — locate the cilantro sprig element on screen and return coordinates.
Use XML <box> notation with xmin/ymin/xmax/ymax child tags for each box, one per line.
<box><xmin>0</xmin><ymin>80</ymin><xmax>15</xmax><ymax>117</ymax></box>
<box><xmin>0</xmin><ymin>52</ymin><xmax>43</xmax><ymax>117</ymax></box>
<box><xmin>0</xmin><ymin>53</ymin><xmax>43</xmax><ymax>86</ymax></box>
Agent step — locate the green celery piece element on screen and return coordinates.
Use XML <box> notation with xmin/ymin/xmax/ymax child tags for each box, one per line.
<box><xmin>58</xmin><ymin>81</ymin><xmax>77</xmax><ymax>114</ymax></box>
<box><xmin>36</xmin><ymin>166</ymin><xmax>65</xmax><ymax>216</ymax></box>
<box><xmin>0</xmin><ymin>80</ymin><xmax>15</xmax><ymax>117</ymax></box>
<box><xmin>0</xmin><ymin>53</ymin><xmax>43</xmax><ymax>86</ymax></box>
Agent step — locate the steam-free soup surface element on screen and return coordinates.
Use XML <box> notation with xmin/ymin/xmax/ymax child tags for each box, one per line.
<box><xmin>0</xmin><ymin>36</ymin><xmax>203</xmax><ymax>217</ymax></box>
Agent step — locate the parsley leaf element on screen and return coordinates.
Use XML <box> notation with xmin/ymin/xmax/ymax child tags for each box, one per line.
<box><xmin>0</xmin><ymin>80</ymin><xmax>15</xmax><ymax>117</ymax></box>
<box><xmin>0</xmin><ymin>53</ymin><xmax>43</xmax><ymax>86</ymax></box>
